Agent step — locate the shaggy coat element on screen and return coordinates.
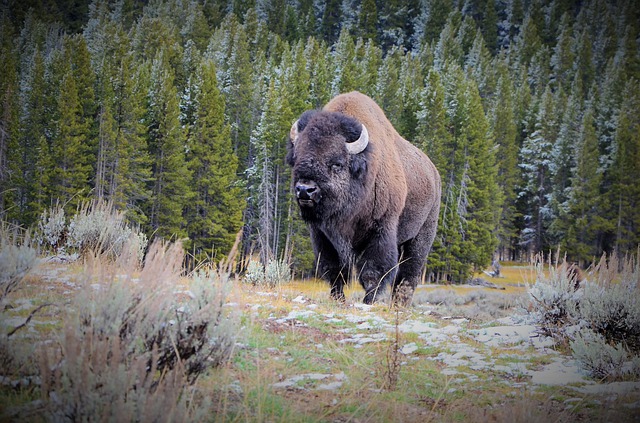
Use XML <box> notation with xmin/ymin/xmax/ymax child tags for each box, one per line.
<box><xmin>286</xmin><ymin>91</ymin><xmax>441</xmax><ymax>305</ymax></box>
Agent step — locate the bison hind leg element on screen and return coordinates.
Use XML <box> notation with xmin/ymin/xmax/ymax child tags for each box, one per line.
<box><xmin>393</xmin><ymin>211</ymin><xmax>439</xmax><ymax>307</ymax></box>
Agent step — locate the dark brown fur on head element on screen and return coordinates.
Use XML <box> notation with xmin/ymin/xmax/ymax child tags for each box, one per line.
<box><xmin>286</xmin><ymin>110</ymin><xmax>371</xmax><ymax>222</ymax></box>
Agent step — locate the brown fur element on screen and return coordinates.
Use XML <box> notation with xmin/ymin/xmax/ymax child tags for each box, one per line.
<box><xmin>287</xmin><ymin>92</ymin><xmax>441</xmax><ymax>306</ymax></box>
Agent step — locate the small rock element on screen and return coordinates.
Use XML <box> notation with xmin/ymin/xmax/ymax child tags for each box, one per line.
<box><xmin>401</xmin><ymin>343</ymin><xmax>419</xmax><ymax>355</ymax></box>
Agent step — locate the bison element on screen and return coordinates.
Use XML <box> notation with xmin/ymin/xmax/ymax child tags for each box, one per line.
<box><xmin>286</xmin><ymin>91</ymin><xmax>441</xmax><ymax>306</ymax></box>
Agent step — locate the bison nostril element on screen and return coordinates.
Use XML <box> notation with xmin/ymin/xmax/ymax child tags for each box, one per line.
<box><xmin>295</xmin><ymin>182</ymin><xmax>318</xmax><ymax>200</ymax></box>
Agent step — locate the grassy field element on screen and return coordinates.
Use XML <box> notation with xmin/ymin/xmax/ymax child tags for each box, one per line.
<box><xmin>1</xmin><ymin>258</ymin><xmax>639</xmax><ymax>422</ymax></box>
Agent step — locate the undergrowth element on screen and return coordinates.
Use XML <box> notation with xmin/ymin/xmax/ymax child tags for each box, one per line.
<box><xmin>527</xmin><ymin>251</ymin><xmax>640</xmax><ymax>381</ymax></box>
<box><xmin>37</xmin><ymin>240</ymin><xmax>238</xmax><ymax>420</ymax></box>
<box><xmin>37</xmin><ymin>200</ymin><xmax>147</xmax><ymax>263</ymax></box>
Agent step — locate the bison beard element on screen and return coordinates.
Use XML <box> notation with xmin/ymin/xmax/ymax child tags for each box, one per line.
<box><xmin>286</xmin><ymin>92</ymin><xmax>441</xmax><ymax>306</ymax></box>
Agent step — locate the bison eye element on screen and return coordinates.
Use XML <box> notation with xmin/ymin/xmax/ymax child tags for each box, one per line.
<box><xmin>330</xmin><ymin>163</ymin><xmax>343</xmax><ymax>173</ymax></box>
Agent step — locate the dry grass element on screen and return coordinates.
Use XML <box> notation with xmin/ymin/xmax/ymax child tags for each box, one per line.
<box><xmin>2</xmin><ymin>254</ymin><xmax>639</xmax><ymax>422</ymax></box>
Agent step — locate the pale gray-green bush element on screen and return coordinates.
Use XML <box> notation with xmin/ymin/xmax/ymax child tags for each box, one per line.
<box><xmin>577</xmin><ymin>253</ymin><xmax>640</xmax><ymax>350</ymax></box>
<box><xmin>527</xmin><ymin>251</ymin><xmax>640</xmax><ymax>380</ymax></box>
<box><xmin>0</xmin><ymin>226</ymin><xmax>39</xmax><ymax>386</ymax></box>
<box><xmin>243</xmin><ymin>258</ymin><xmax>291</xmax><ymax>287</ymax></box>
<box><xmin>264</xmin><ymin>259</ymin><xmax>291</xmax><ymax>287</ymax></box>
<box><xmin>0</xmin><ymin>227</ymin><xmax>37</xmax><ymax>304</ymax></box>
<box><xmin>36</xmin><ymin>200</ymin><xmax>147</xmax><ymax>263</ymax></box>
<box><xmin>66</xmin><ymin>200</ymin><xmax>147</xmax><ymax>262</ymax></box>
<box><xmin>37</xmin><ymin>202</ymin><xmax>66</xmax><ymax>252</ymax></box>
<box><xmin>527</xmin><ymin>259</ymin><xmax>581</xmax><ymax>338</ymax></box>
<box><xmin>40</xmin><ymin>240</ymin><xmax>237</xmax><ymax>420</ymax></box>
<box><xmin>570</xmin><ymin>328</ymin><xmax>640</xmax><ymax>380</ymax></box>
<box><xmin>243</xmin><ymin>259</ymin><xmax>265</xmax><ymax>286</ymax></box>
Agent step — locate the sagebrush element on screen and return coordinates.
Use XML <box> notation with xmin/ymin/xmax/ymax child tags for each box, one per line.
<box><xmin>37</xmin><ymin>200</ymin><xmax>147</xmax><ymax>263</ymax></box>
<box><xmin>527</xmin><ymin>251</ymin><xmax>640</xmax><ymax>380</ymax></box>
<box><xmin>39</xmin><ymin>240</ymin><xmax>238</xmax><ymax>420</ymax></box>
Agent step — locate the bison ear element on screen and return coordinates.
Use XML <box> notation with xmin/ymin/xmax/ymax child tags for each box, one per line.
<box><xmin>287</xmin><ymin>110</ymin><xmax>317</xmax><ymax>166</ymax></box>
<box><xmin>349</xmin><ymin>148</ymin><xmax>369</xmax><ymax>179</ymax></box>
<box><xmin>295</xmin><ymin>110</ymin><xmax>318</xmax><ymax>134</ymax></box>
<box><xmin>338</xmin><ymin>114</ymin><xmax>369</xmax><ymax>155</ymax></box>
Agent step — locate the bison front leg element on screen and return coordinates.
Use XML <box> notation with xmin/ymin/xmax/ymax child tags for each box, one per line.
<box><xmin>311</xmin><ymin>228</ymin><xmax>350</xmax><ymax>302</ymax></box>
<box><xmin>357</xmin><ymin>231</ymin><xmax>398</xmax><ymax>305</ymax></box>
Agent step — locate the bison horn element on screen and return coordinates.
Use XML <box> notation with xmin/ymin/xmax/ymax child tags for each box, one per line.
<box><xmin>290</xmin><ymin>120</ymin><xmax>300</xmax><ymax>143</ymax></box>
<box><xmin>346</xmin><ymin>124</ymin><xmax>369</xmax><ymax>154</ymax></box>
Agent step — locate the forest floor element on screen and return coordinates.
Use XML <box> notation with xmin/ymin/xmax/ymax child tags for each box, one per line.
<box><xmin>2</xmin><ymin>261</ymin><xmax>640</xmax><ymax>422</ymax></box>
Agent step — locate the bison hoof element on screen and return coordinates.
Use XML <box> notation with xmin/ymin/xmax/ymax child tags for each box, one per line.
<box><xmin>363</xmin><ymin>291</ymin><xmax>378</xmax><ymax>305</ymax></box>
<box><xmin>331</xmin><ymin>291</ymin><xmax>346</xmax><ymax>303</ymax></box>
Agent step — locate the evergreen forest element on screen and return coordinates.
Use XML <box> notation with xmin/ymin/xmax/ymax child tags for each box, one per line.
<box><xmin>1</xmin><ymin>0</ymin><xmax>639</xmax><ymax>283</ymax></box>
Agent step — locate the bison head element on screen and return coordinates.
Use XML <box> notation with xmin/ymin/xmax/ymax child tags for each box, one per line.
<box><xmin>286</xmin><ymin>111</ymin><xmax>371</xmax><ymax>222</ymax></box>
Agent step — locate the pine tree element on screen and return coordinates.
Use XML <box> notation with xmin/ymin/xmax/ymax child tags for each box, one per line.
<box><xmin>14</xmin><ymin>46</ymin><xmax>50</xmax><ymax>224</ymax></box>
<box><xmin>321</xmin><ymin>0</ymin><xmax>342</xmax><ymax>45</ymax></box>
<box><xmin>358</xmin><ymin>0</ymin><xmax>378</xmax><ymax>43</ymax></box>
<box><xmin>511</xmin><ymin>12</ymin><xmax>541</xmax><ymax>67</ymax></box>
<box><xmin>87</xmin><ymin>13</ymin><xmax>152</xmax><ymax>224</ymax></box>
<box><xmin>247</xmin><ymin>79</ymin><xmax>289</xmax><ymax>264</ymax></box>
<box><xmin>0</xmin><ymin>17</ymin><xmax>20</xmax><ymax>220</ymax></box>
<box><xmin>481</xmin><ymin>0</ymin><xmax>498</xmax><ymax>53</ymax></box>
<box><xmin>331</xmin><ymin>29</ymin><xmax>358</xmax><ymax>96</ymax></box>
<box><xmin>184</xmin><ymin>59</ymin><xmax>245</xmax><ymax>263</ymax></box>
<box><xmin>610</xmin><ymin>79</ymin><xmax>640</xmax><ymax>255</ymax></box>
<box><xmin>420</xmin><ymin>65</ymin><xmax>500</xmax><ymax>282</ymax></box>
<box><xmin>374</xmin><ymin>47</ymin><xmax>402</xmax><ymax>126</ymax></box>
<box><xmin>562</xmin><ymin>107</ymin><xmax>606</xmax><ymax>263</ymax></box>
<box><xmin>207</xmin><ymin>16</ymin><xmax>254</xmax><ymax>168</ymax></box>
<box><xmin>48</xmin><ymin>67</ymin><xmax>92</xmax><ymax>213</ymax></box>
<box><xmin>434</xmin><ymin>14</ymin><xmax>463</xmax><ymax>70</ymax></box>
<box><xmin>490</xmin><ymin>58</ymin><xmax>519</xmax><ymax>258</ymax></box>
<box><xmin>415</xmin><ymin>0</ymin><xmax>453</xmax><ymax>47</ymax></box>
<box><xmin>304</xmin><ymin>37</ymin><xmax>333</xmax><ymax>108</ymax></box>
<box><xmin>355</xmin><ymin>39</ymin><xmax>382</xmax><ymax>98</ymax></box>
<box><xmin>379</xmin><ymin>0</ymin><xmax>413</xmax><ymax>51</ymax></box>
<box><xmin>456</xmin><ymin>73</ymin><xmax>501</xmax><ymax>274</ymax></box>
<box><xmin>464</xmin><ymin>29</ymin><xmax>493</xmax><ymax>99</ymax></box>
<box><xmin>146</xmin><ymin>51</ymin><xmax>192</xmax><ymax>239</ymax></box>
<box><xmin>517</xmin><ymin>85</ymin><xmax>557</xmax><ymax>254</ymax></box>
<box><xmin>340</xmin><ymin>0</ymin><xmax>359</xmax><ymax>36</ymax></box>
<box><xmin>415</xmin><ymin>68</ymin><xmax>450</xmax><ymax>281</ymax></box>
<box><xmin>550</xmin><ymin>13</ymin><xmax>574</xmax><ymax>89</ymax></box>
<box><xmin>396</xmin><ymin>51</ymin><xmax>423</xmax><ymax>140</ymax></box>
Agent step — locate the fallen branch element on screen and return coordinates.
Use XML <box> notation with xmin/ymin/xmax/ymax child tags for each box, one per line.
<box><xmin>7</xmin><ymin>303</ymin><xmax>55</xmax><ymax>337</ymax></box>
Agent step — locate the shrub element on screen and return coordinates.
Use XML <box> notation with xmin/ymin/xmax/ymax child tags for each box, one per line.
<box><xmin>0</xmin><ymin>226</ymin><xmax>37</xmax><ymax>304</ymax></box>
<box><xmin>264</xmin><ymin>259</ymin><xmax>291</xmax><ymax>287</ymax></box>
<box><xmin>527</xmin><ymin>258</ymin><xmax>580</xmax><ymax>338</ymax></box>
<box><xmin>0</xmin><ymin>226</ymin><xmax>39</xmax><ymax>385</ymax></box>
<box><xmin>527</xmin><ymin>251</ymin><xmax>640</xmax><ymax>380</ymax></box>
<box><xmin>66</xmin><ymin>200</ymin><xmax>147</xmax><ymax>262</ymax></box>
<box><xmin>39</xmin><ymin>240</ymin><xmax>238</xmax><ymax>420</ymax></box>
<box><xmin>36</xmin><ymin>200</ymin><xmax>147</xmax><ymax>263</ymax></box>
<box><xmin>243</xmin><ymin>259</ymin><xmax>265</xmax><ymax>286</ymax></box>
<box><xmin>570</xmin><ymin>328</ymin><xmax>637</xmax><ymax>380</ymax></box>
<box><xmin>577</xmin><ymin>253</ymin><xmax>640</xmax><ymax>350</ymax></box>
<box><xmin>243</xmin><ymin>258</ymin><xmax>291</xmax><ymax>287</ymax></box>
<box><xmin>37</xmin><ymin>202</ymin><xmax>66</xmax><ymax>252</ymax></box>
